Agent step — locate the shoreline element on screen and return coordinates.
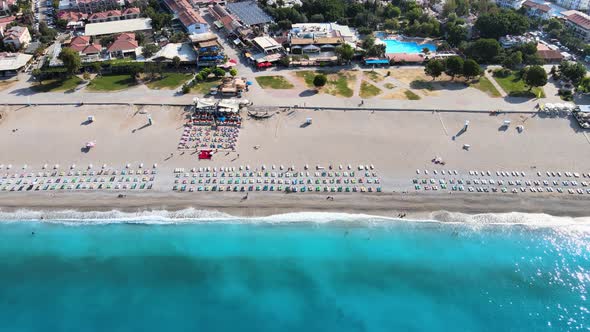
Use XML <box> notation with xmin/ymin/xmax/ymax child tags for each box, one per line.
<box><xmin>0</xmin><ymin>192</ymin><xmax>589</xmax><ymax>219</ymax></box>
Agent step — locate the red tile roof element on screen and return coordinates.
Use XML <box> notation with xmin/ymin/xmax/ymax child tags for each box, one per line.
<box><xmin>58</xmin><ymin>11</ymin><xmax>88</xmax><ymax>21</ymax></box>
<box><xmin>522</xmin><ymin>0</ymin><xmax>550</xmax><ymax>13</ymax></box>
<box><xmin>88</xmin><ymin>9</ymin><xmax>121</xmax><ymax>20</ymax></box>
<box><xmin>107</xmin><ymin>33</ymin><xmax>138</xmax><ymax>52</ymax></box>
<box><xmin>70</xmin><ymin>35</ymin><xmax>91</xmax><ymax>45</ymax></box>
<box><xmin>565</xmin><ymin>11</ymin><xmax>590</xmax><ymax>30</ymax></box>
<box><xmin>122</xmin><ymin>7</ymin><xmax>140</xmax><ymax>15</ymax></box>
<box><xmin>163</xmin><ymin>0</ymin><xmax>206</xmax><ymax>27</ymax></box>
<box><xmin>537</xmin><ymin>49</ymin><xmax>563</xmax><ymax>61</ymax></box>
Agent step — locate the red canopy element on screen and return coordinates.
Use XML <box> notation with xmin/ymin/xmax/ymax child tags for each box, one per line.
<box><xmin>198</xmin><ymin>150</ymin><xmax>212</xmax><ymax>160</ymax></box>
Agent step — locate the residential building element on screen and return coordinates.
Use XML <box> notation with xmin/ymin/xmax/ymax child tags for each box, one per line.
<box><xmin>556</xmin><ymin>0</ymin><xmax>588</xmax><ymax>11</ymax></box>
<box><xmin>84</xmin><ymin>17</ymin><xmax>152</xmax><ymax>36</ymax></box>
<box><xmin>563</xmin><ymin>10</ymin><xmax>590</xmax><ymax>42</ymax></box>
<box><xmin>106</xmin><ymin>32</ymin><xmax>139</xmax><ymax>58</ymax></box>
<box><xmin>192</xmin><ymin>0</ymin><xmax>225</xmax><ymax>7</ymax></box>
<box><xmin>162</xmin><ymin>0</ymin><xmax>208</xmax><ymax>34</ymax></box>
<box><xmin>522</xmin><ymin>0</ymin><xmax>551</xmax><ymax>19</ymax></box>
<box><xmin>0</xmin><ymin>52</ymin><xmax>32</xmax><ymax>77</ymax></box>
<box><xmin>67</xmin><ymin>36</ymin><xmax>102</xmax><ymax>55</ymax></box>
<box><xmin>494</xmin><ymin>0</ymin><xmax>524</xmax><ymax>9</ymax></box>
<box><xmin>73</xmin><ymin>0</ymin><xmax>124</xmax><ymax>13</ymax></box>
<box><xmin>2</xmin><ymin>26</ymin><xmax>31</xmax><ymax>50</ymax></box>
<box><xmin>0</xmin><ymin>15</ymin><xmax>15</xmax><ymax>37</ymax></box>
<box><xmin>536</xmin><ymin>43</ymin><xmax>564</xmax><ymax>63</ymax></box>
<box><xmin>499</xmin><ymin>35</ymin><xmax>536</xmax><ymax>48</ymax></box>
<box><xmin>87</xmin><ymin>8</ymin><xmax>140</xmax><ymax>23</ymax></box>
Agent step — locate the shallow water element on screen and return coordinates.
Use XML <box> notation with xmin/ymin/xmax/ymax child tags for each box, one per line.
<box><xmin>0</xmin><ymin>213</ymin><xmax>588</xmax><ymax>331</ymax></box>
<box><xmin>383</xmin><ymin>39</ymin><xmax>436</xmax><ymax>54</ymax></box>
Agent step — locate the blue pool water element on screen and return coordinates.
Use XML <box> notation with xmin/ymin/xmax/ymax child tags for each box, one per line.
<box><xmin>0</xmin><ymin>211</ymin><xmax>588</xmax><ymax>331</ymax></box>
<box><xmin>383</xmin><ymin>39</ymin><xmax>436</xmax><ymax>54</ymax></box>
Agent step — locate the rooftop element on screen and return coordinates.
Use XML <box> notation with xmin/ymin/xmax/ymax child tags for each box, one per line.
<box><xmin>0</xmin><ymin>52</ymin><xmax>32</xmax><ymax>71</ymax></box>
<box><xmin>152</xmin><ymin>42</ymin><xmax>196</xmax><ymax>61</ymax></box>
<box><xmin>3</xmin><ymin>26</ymin><xmax>28</xmax><ymax>40</ymax></box>
<box><xmin>522</xmin><ymin>0</ymin><xmax>551</xmax><ymax>12</ymax></box>
<box><xmin>565</xmin><ymin>11</ymin><xmax>590</xmax><ymax>30</ymax></box>
<box><xmin>107</xmin><ymin>33</ymin><xmax>139</xmax><ymax>52</ymax></box>
<box><xmin>252</xmin><ymin>36</ymin><xmax>282</xmax><ymax>49</ymax></box>
<box><xmin>84</xmin><ymin>18</ymin><xmax>152</xmax><ymax>36</ymax></box>
<box><xmin>226</xmin><ymin>1</ymin><xmax>272</xmax><ymax>26</ymax></box>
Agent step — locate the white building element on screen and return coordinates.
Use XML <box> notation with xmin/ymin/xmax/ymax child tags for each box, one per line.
<box><xmin>556</xmin><ymin>0</ymin><xmax>589</xmax><ymax>11</ymax></box>
<box><xmin>2</xmin><ymin>26</ymin><xmax>31</xmax><ymax>50</ymax></box>
<box><xmin>495</xmin><ymin>0</ymin><xmax>524</xmax><ymax>9</ymax></box>
<box><xmin>563</xmin><ymin>10</ymin><xmax>590</xmax><ymax>42</ymax></box>
<box><xmin>290</xmin><ymin>23</ymin><xmax>357</xmax><ymax>43</ymax></box>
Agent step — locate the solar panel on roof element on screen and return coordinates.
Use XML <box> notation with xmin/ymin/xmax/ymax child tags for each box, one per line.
<box><xmin>226</xmin><ymin>1</ymin><xmax>272</xmax><ymax>26</ymax></box>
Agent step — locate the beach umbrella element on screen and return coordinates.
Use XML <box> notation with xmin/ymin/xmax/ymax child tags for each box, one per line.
<box><xmin>229</xmin><ymin>59</ymin><xmax>237</xmax><ymax>64</ymax></box>
<box><xmin>54</xmin><ymin>164</ymin><xmax>59</xmax><ymax>169</ymax></box>
<box><xmin>272</xmin><ymin>165</ymin><xmax>276</xmax><ymax>170</ymax></box>
<box><xmin>88</xmin><ymin>164</ymin><xmax>93</xmax><ymax>169</ymax></box>
<box><xmin>126</xmin><ymin>164</ymin><xmax>130</xmax><ymax>168</ymax></box>
<box><xmin>6</xmin><ymin>164</ymin><xmax>11</xmax><ymax>169</ymax></box>
<box><xmin>139</xmin><ymin>163</ymin><xmax>144</xmax><ymax>168</ymax></box>
<box><xmin>42</xmin><ymin>164</ymin><xmax>47</xmax><ymax>169</ymax></box>
<box><xmin>246</xmin><ymin>81</ymin><xmax>253</xmax><ymax>86</ymax></box>
<box><xmin>246</xmin><ymin>165</ymin><xmax>250</xmax><ymax>170</ymax></box>
<box><xmin>153</xmin><ymin>163</ymin><xmax>158</xmax><ymax>169</ymax></box>
<box><xmin>86</xmin><ymin>141</ymin><xmax>96</xmax><ymax>148</ymax></box>
<box><xmin>280</xmin><ymin>165</ymin><xmax>284</xmax><ymax>170</ymax></box>
<box><xmin>0</xmin><ymin>165</ymin><xmax>3</xmax><ymax>169</ymax></box>
<box><xmin>262</xmin><ymin>165</ymin><xmax>266</xmax><ymax>170</ymax></box>
<box><xmin>102</xmin><ymin>164</ymin><xmax>107</xmax><ymax>169</ymax></box>
<box><xmin>23</xmin><ymin>164</ymin><xmax>27</xmax><ymax>169</ymax></box>
<box><xmin>71</xmin><ymin>164</ymin><xmax>76</xmax><ymax>169</ymax></box>
<box><xmin>304</xmin><ymin>164</ymin><xmax>309</xmax><ymax>170</ymax></box>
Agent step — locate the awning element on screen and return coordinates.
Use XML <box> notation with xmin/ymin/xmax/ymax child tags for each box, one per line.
<box><xmin>302</xmin><ymin>45</ymin><xmax>320</xmax><ymax>53</ymax></box>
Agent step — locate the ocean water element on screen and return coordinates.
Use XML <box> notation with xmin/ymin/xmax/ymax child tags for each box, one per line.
<box><xmin>0</xmin><ymin>211</ymin><xmax>589</xmax><ymax>332</ymax></box>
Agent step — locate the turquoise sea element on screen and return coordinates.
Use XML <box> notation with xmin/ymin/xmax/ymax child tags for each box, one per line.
<box><xmin>0</xmin><ymin>211</ymin><xmax>589</xmax><ymax>332</ymax></box>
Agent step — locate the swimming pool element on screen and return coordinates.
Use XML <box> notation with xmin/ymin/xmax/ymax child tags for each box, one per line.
<box><xmin>383</xmin><ymin>39</ymin><xmax>436</xmax><ymax>54</ymax></box>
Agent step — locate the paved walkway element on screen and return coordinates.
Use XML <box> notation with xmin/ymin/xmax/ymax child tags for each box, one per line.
<box><xmin>484</xmin><ymin>70</ymin><xmax>507</xmax><ymax>98</ymax></box>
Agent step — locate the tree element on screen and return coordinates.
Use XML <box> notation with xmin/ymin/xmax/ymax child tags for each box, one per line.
<box><xmin>334</xmin><ymin>43</ymin><xmax>354</xmax><ymax>64</ymax></box>
<box><xmin>383</xmin><ymin>19</ymin><xmax>399</xmax><ymax>31</ymax></box>
<box><xmin>213</xmin><ymin>67</ymin><xmax>226</xmax><ymax>77</ymax></box>
<box><xmin>136</xmin><ymin>32</ymin><xmax>145</xmax><ymax>46</ymax></box>
<box><xmin>578</xmin><ymin>76</ymin><xmax>590</xmax><ymax>94</ymax></box>
<box><xmin>422</xmin><ymin>47</ymin><xmax>430</xmax><ymax>55</ymax></box>
<box><xmin>424</xmin><ymin>59</ymin><xmax>444</xmax><ymax>80</ymax></box>
<box><xmin>475</xmin><ymin>11</ymin><xmax>530</xmax><ymax>39</ymax></box>
<box><xmin>91</xmin><ymin>62</ymin><xmax>102</xmax><ymax>75</ymax></box>
<box><xmin>181</xmin><ymin>84</ymin><xmax>190</xmax><ymax>94</ymax></box>
<box><xmin>523</xmin><ymin>65</ymin><xmax>547</xmax><ymax>91</ymax></box>
<box><xmin>445</xmin><ymin>56</ymin><xmax>464</xmax><ymax>80</ymax></box>
<box><xmin>464</xmin><ymin>38</ymin><xmax>501</xmax><ymax>63</ymax></box>
<box><xmin>172</xmin><ymin>56</ymin><xmax>181</xmax><ymax>69</ymax></box>
<box><xmin>446</xmin><ymin>23</ymin><xmax>468</xmax><ymax>47</ymax></box>
<box><xmin>58</xmin><ymin>48</ymin><xmax>81</xmax><ymax>76</ymax></box>
<box><xmin>502</xmin><ymin>51</ymin><xmax>522</xmax><ymax>70</ymax></box>
<box><xmin>142</xmin><ymin>43</ymin><xmax>160</xmax><ymax>58</ymax></box>
<box><xmin>313</xmin><ymin>74</ymin><xmax>327</xmax><ymax>88</ymax></box>
<box><xmin>462</xmin><ymin>59</ymin><xmax>481</xmax><ymax>80</ymax></box>
<box><xmin>229</xmin><ymin>68</ymin><xmax>238</xmax><ymax>77</ymax></box>
<box><xmin>558</xmin><ymin>61</ymin><xmax>587</xmax><ymax>85</ymax></box>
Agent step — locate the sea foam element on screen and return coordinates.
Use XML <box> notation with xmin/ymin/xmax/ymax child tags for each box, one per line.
<box><xmin>0</xmin><ymin>208</ymin><xmax>589</xmax><ymax>229</ymax></box>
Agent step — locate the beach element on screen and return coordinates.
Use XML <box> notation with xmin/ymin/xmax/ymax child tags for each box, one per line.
<box><xmin>0</xmin><ymin>104</ymin><xmax>589</xmax><ymax>216</ymax></box>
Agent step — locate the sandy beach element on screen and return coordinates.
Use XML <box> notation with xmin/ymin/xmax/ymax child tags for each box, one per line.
<box><xmin>0</xmin><ymin>104</ymin><xmax>589</xmax><ymax>217</ymax></box>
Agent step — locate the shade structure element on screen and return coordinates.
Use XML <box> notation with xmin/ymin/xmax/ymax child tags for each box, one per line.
<box><xmin>199</xmin><ymin>150</ymin><xmax>213</xmax><ymax>160</ymax></box>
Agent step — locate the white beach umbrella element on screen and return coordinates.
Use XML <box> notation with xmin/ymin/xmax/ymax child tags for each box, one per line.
<box><xmin>42</xmin><ymin>164</ymin><xmax>47</xmax><ymax>169</ymax></box>
<box><xmin>239</xmin><ymin>166</ymin><xmax>243</xmax><ymax>170</ymax></box>
<box><xmin>272</xmin><ymin>164</ymin><xmax>276</xmax><ymax>170</ymax></box>
<box><xmin>7</xmin><ymin>164</ymin><xmax>12</xmax><ymax>169</ymax></box>
<box><xmin>71</xmin><ymin>164</ymin><xmax>76</xmax><ymax>169</ymax></box>
<box><xmin>304</xmin><ymin>164</ymin><xmax>309</xmax><ymax>170</ymax></box>
<box><xmin>139</xmin><ymin>163</ymin><xmax>144</xmax><ymax>168</ymax></box>
<box><xmin>88</xmin><ymin>164</ymin><xmax>93</xmax><ymax>169</ymax></box>
<box><xmin>23</xmin><ymin>164</ymin><xmax>27</xmax><ymax>169</ymax></box>
<box><xmin>347</xmin><ymin>164</ymin><xmax>351</xmax><ymax>170</ymax></box>
<box><xmin>246</xmin><ymin>165</ymin><xmax>250</xmax><ymax>170</ymax></box>
<box><xmin>153</xmin><ymin>163</ymin><xmax>158</xmax><ymax>169</ymax></box>
<box><xmin>280</xmin><ymin>165</ymin><xmax>284</xmax><ymax>170</ymax></box>
<box><xmin>0</xmin><ymin>165</ymin><xmax>3</xmax><ymax>169</ymax></box>
<box><xmin>102</xmin><ymin>164</ymin><xmax>107</xmax><ymax>169</ymax></box>
<box><xmin>262</xmin><ymin>165</ymin><xmax>266</xmax><ymax>170</ymax></box>
<box><xmin>126</xmin><ymin>164</ymin><xmax>130</xmax><ymax>168</ymax></box>
<box><xmin>54</xmin><ymin>164</ymin><xmax>59</xmax><ymax>169</ymax></box>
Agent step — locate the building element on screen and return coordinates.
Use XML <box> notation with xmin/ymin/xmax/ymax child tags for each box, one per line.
<box><xmin>209</xmin><ymin>3</ymin><xmax>241</xmax><ymax>34</ymax></box>
<box><xmin>226</xmin><ymin>1</ymin><xmax>272</xmax><ymax>28</ymax></box>
<box><xmin>556</xmin><ymin>0</ymin><xmax>588</xmax><ymax>11</ymax></box>
<box><xmin>190</xmin><ymin>32</ymin><xmax>224</xmax><ymax>66</ymax></box>
<box><xmin>290</xmin><ymin>23</ymin><xmax>357</xmax><ymax>43</ymax></box>
<box><xmin>289</xmin><ymin>36</ymin><xmax>344</xmax><ymax>54</ymax></box>
<box><xmin>67</xmin><ymin>35</ymin><xmax>102</xmax><ymax>57</ymax></box>
<box><xmin>494</xmin><ymin>0</ymin><xmax>524</xmax><ymax>9</ymax></box>
<box><xmin>73</xmin><ymin>0</ymin><xmax>124</xmax><ymax>13</ymax></box>
<box><xmin>252</xmin><ymin>36</ymin><xmax>283</xmax><ymax>54</ymax></box>
<box><xmin>0</xmin><ymin>0</ymin><xmax>16</xmax><ymax>16</ymax></box>
<box><xmin>0</xmin><ymin>52</ymin><xmax>32</xmax><ymax>77</ymax></box>
<box><xmin>106</xmin><ymin>32</ymin><xmax>139</xmax><ymax>58</ymax></box>
<box><xmin>499</xmin><ymin>35</ymin><xmax>536</xmax><ymax>48</ymax></box>
<box><xmin>0</xmin><ymin>15</ymin><xmax>15</xmax><ymax>37</ymax></box>
<box><xmin>2</xmin><ymin>26</ymin><xmax>31</xmax><ymax>50</ymax></box>
<box><xmin>84</xmin><ymin>17</ymin><xmax>152</xmax><ymax>36</ymax></box>
<box><xmin>88</xmin><ymin>8</ymin><xmax>140</xmax><ymax>23</ymax></box>
<box><xmin>163</xmin><ymin>0</ymin><xmax>209</xmax><ymax>35</ymax></box>
<box><xmin>563</xmin><ymin>10</ymin><xmax>590</xmax><ymax>42</ymax></box>
<box><xmin>152</xmin><ymin>42</ymin><xmax>197</xmax><ymax>62</ymax></box>
<box><xmin>57</xmin><ymin>11</ymin><xmax>88</xmax><ymax>27</ymax></box>
<box><xmin>192</xmin><ymin>0</ymin><xmax>225</xmax><ymax>7</ymax></box>
<box><xmin>522</xmin><ymin>0</ymin><xmax>551</xmax><ymax>19</ymax></box>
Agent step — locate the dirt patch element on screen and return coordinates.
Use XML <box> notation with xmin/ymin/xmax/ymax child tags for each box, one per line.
<box><xmin>381</xmin><ymin>90</ymin><xmax>410</xmax><ymax>100</ymax></box>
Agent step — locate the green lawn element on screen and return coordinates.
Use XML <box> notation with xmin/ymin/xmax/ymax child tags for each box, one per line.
<box><xmin>32</xmin><ymin>76</ymin><xmax>84</xmax><ymax>92</ymax></box>
<box><xmin>492</xmin><ymin>72</ymin><xmax>545</xmax><ymax>98</ymax></box>
<box><xmin>325</xmin><ymin>73</ymin><xmax>355</xmax><ymax>98</ymax></box>
<box><xmin>384</xmin><ymin>83</ymin><xmax>396</xmax><ymax>89</ymax></box>
<box><xmin>191</xmin><ymin>79</ymin><xmax>222</xmax><ymax>95</ymax></box>
<box><xmin>360</xmin><ymin>81</ymin><xmax>381</xmax><ymax>98</ymax></box>
<box><xmin>87</xmin><ymin>74</ymin><xmax>137</xmax><ymax>91</ymax></box>
<box><xmin>255</xmin><ymin>76</ymin><xmax>295</xmax><ymax>89</ymax></box>
<box><xmin>471</xmin><ymin>76</ymin><xmax>501</xmax><ymax>98</ymax></box>
<box><xmin>146</xmin><ymin>72</ymin><xmax>193</xmax><ymax>90</ymax></box>
<box><xmin>295</xmin><ymin>70</ymin><xmax>316</xmax><ymax>87</ymax></box>
<box><xmin>404</xmin><ymin>89</ymin><xmax>421</xmax><ymax>100</ymax></box>
<box><xmin>364</xmin><ymin>71</ymin><xmax>384</xmax><ymax>82</ymax></box>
